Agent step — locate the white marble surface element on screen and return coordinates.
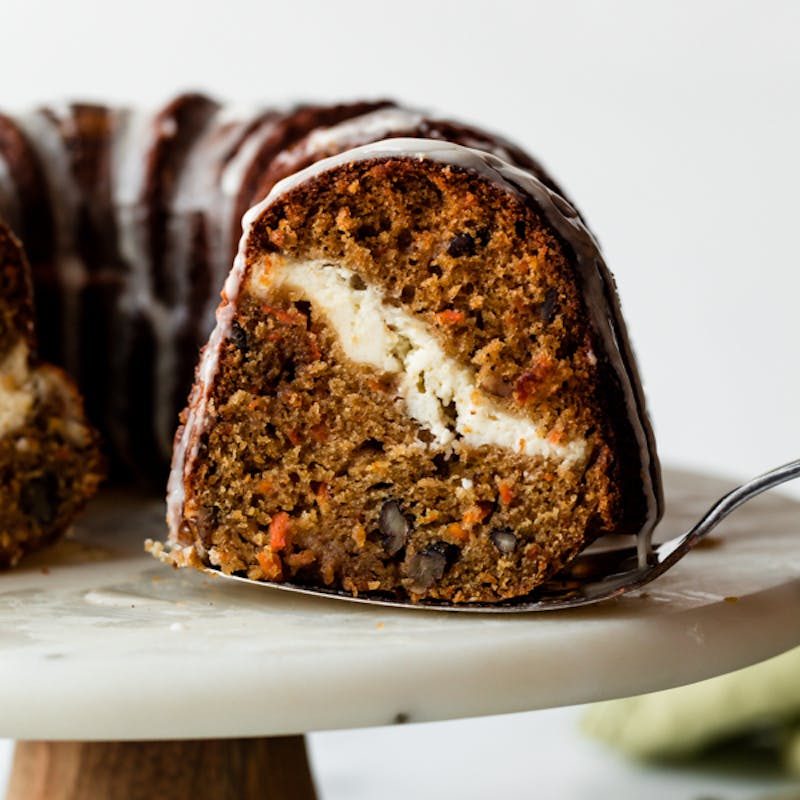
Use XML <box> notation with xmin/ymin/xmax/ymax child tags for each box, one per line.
<box><xmin>0</xmin><ymin>469</ymin><xmax>798</xmax><ymax>742</ymax></box>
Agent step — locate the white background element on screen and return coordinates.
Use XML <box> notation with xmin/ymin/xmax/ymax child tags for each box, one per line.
<box><xmin>1</xmin><ymin>0</ymin><xmax>798</xmax><ymax>797</ymax></box>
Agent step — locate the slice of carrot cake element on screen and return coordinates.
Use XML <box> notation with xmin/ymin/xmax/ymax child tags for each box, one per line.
<box><xmin>162</xmin><ymin>139</ymin><xmax>661</xmax><ymax>603</ymax></box>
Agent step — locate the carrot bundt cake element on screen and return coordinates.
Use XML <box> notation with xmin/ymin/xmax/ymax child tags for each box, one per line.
<box><xmin>161</xmin><ymin>139</ymin><xmax>661</xmax><ymax>604</ymax></box>
<box><xmin>0</xmin><ymin>220</ymin><xmax>102</xmax><ymax>567</ymax></box>
<box><xmin>0</xmin><ymin>96</ymin><xmax>661</xmax><ymax>598</ymax></box>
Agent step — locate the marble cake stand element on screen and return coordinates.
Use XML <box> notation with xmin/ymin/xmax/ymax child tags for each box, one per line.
<box><xmin>1</xmin><ymin>468</ymin><xmax>799</xmax><ymax>799</ymax></box>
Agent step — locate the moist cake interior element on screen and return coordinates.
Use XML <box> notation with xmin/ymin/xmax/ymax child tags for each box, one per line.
<box><xmin>177</xmin><ymin>158</ymin><xmax>633</xmax><ymax>603</ymax></box>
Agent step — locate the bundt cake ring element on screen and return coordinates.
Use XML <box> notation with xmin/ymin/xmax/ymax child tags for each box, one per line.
<box><xmin>0</xmin><ymin>95</ymin><xmax>661</xmax><ymax>601</ymax></box>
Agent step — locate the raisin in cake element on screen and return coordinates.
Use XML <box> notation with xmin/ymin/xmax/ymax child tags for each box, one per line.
<box><xmin>162</xmin><ymin>139</ymin><xmax>661</xmax><ymax>604</ymax></box>
<box><xmin>0</xmin><ymin>220</ymin><xmax>102</xmax><ymax>566</ymax></box>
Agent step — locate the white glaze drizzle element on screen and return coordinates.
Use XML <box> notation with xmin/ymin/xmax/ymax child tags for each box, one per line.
<box><xmin>273</xmin><ymin>108</ymin><xmax>425</xmax><ymax>169</ymax></box>
<box><xmin>219</xmin><ymin>113</ymin><xmax>281</xmax><ymax>200</ymax></box>
<box><xmin>154</xmin><ymin>108</ymin><xmax>232</xmax><ymax>459</ymax></box>
<box><xmin>214</xmin><ymin>112</ymin><xmax>286</xmax><ymax>324</ymax></box>
<box><xmin>15</xmin><ymin>108</ymin><xmax>88</xmax><ymax>378</ymax></box>
<box><xmin>110</xmin><ymin>105</ymin><xmax>257</xmax><ymax>460</ymax></box>
<box><xmin>189</xmin><ymin>111</ymin><xmax>270</xmax><ymax>333</ymax></box>
<box><xmin>109</xmin><ymin>106</ymin><xmax>164</xmax><ymax>454</ymax></box>
<box><xmin>110</xmin><ymin>107</ymin><xmax>154</xmax><ymax>310</ymax></box>
<box><xmin>109</xmin><ymin>103</ymin><xmax>291</xmax><ymax>463</ymax></box>
<box><xmin>0</xmin><ymin>151</ymin><xmax>21</xmax><ymax>234</ymax></box>
<box><xmin>446</xmin><ymin>133</ymin><xmax>517</xmax><ymax>166</ymax></box>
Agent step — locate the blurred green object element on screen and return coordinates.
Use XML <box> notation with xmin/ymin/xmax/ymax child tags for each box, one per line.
<box><xmin>583</xmin><ymin>646</ymin><xmax>800</xmax><ymax>775</ymax></box>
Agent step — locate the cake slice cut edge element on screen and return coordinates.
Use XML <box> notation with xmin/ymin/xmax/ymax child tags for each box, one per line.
<box><xmin>160</xmin><ymin>139</ymin><xmax>662</xmax><ymax>604</ymax></box>
<box><xmin>0</xmin><ymin>221</ymin><xmax>104</xmax><ymax>567</ymax></box>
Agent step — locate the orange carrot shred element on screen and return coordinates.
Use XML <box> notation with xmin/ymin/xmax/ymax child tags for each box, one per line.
<box><xmin>435</xmin><ymin>309</ymin><xmax>465</xmax><ymax>325</ymax></box>
<box><xmin>269</xmin><ymin>512</ymin><xmax>291</xmax><ymax>551</ymax></box>
<box><xmin>256</xmin><ymin>549</ymin><xmax>283</xmax><ymax>581</ymax></box>
<box><xmin>448</xmin><ymin>523</ymin><xmax>469</xmax><ymax>542</ymax></box>
<box><xmin>256</xmin><ymin>478</ymin><xmax>275</xmax><ymax>496</ymax></box>
<box><xmin>498</xmin><ymin>481</ymin><xmax>515</xmax><ymax>505</ymax></box>
<box><xmin>462</xmin><ymin>505</ymin><xmax>489</xmax><ymax>527</ymax></box>
<box><xmin>286</xmin><ymin>549</ymin><xmax>316</xmax><ymax>569</ymax></box>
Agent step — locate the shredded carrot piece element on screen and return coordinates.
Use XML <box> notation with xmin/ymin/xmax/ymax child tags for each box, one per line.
<box><xmin>514</xmin><ymin>353</ymin><xmax>557</xmax><ymax>403</ymax></box>
<box><xmin>256</xmin><ymin>549</ymin><xmax>283</xmax><ymax>581</ymax></box>
<box><xmin>462</xmin><ymin>504</ymin><xmax>490</xmax><ymax>528</ymax></box>
<box><xmin>498</xmin><ymin>481</ymin><xmax>515</xmax><ymax>505</ymax></box>
<box><xmin>269</xmin><ymin>512</ymin><xmax>291</xmax><ymax>551</ymax></box>
<box><xmin>419</xmin><ymin>509</ymin><xmax>441</xmax><ymax>524</ymax></box>
<box><xmin>256</xmin><ymin>478</ymin><xmax>275</xmax><ymax>496</ymax></box>
<box><xmin>286</xmin><ymin>429</ymin><xmax>303</xmax><ymax>446</ymax></box>
<box><xmin>435</xmin><ymin>309</ymin><xmax>465</xmax><ymax>325</ymax></box>
<box><xmin>525</xmin><ymin>543</ymin><xmax>542</xmax><ymax>561</ymax></box>
<box><xmin>286</xmin><ymin>549</ymin><xmax>316</xmax><ymax>569</ymax></box>
<box><xmin>351</xmin><ymin>524</ymin><xmax>367</xmax><ymax>548</ymax></box>
<box><xmin>268</xmin><ymin>226</ymin><xmax>288</xmax><ymax>249</ymax></box>
<box><xmin>447</xmin><ymin>523</ymin><xmax>469</xmax><ymax>543</ymax></box>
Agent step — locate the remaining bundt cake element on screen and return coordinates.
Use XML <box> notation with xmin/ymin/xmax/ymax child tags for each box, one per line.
<box><xmin>0</xmin><ymin>97</ymin><xmax>569</xmax><ymax>486</ymax></box>
<box><xmin>160</xmin><ymin>139</ymin><xmax>661</xmax><ymax>604</ymax></box>
<box><xmin>0</xmin><ymin>220</ymin><xmax>102</xmax><ymax>567</ymax></box>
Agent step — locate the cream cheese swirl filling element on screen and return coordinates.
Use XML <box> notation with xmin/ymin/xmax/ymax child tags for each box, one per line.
<box><xmin>0</xmin><ymin>341</ymin><xmax>35</xmax><ymax>439</ymax></box>
<box><xmin>250</xmin><ymin>257</ymin><xmax>586</xmax><ymax>466</ymax></box>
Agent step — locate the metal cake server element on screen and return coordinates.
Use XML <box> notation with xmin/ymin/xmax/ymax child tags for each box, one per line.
<box><xmin>205</xmin><ymin>458</ymin><xmax>800</xmax><ymax>612</ymax></box>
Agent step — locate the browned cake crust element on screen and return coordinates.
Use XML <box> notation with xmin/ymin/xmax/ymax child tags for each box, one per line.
<box><xmin>0</xmin><ymin>221</ymin><xmax>103</xmax><ymax>567</ymax></box>
<box><xmin>164</xmin><ymin>142</ymin><xmax>661</xmax><ymax>603</ymax></box>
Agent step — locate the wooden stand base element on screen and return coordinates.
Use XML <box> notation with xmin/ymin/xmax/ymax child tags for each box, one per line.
<box><xmin>6</xmin><ymin>736</ymin><xmax>317</xmax><ymax>800</ymax></box>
